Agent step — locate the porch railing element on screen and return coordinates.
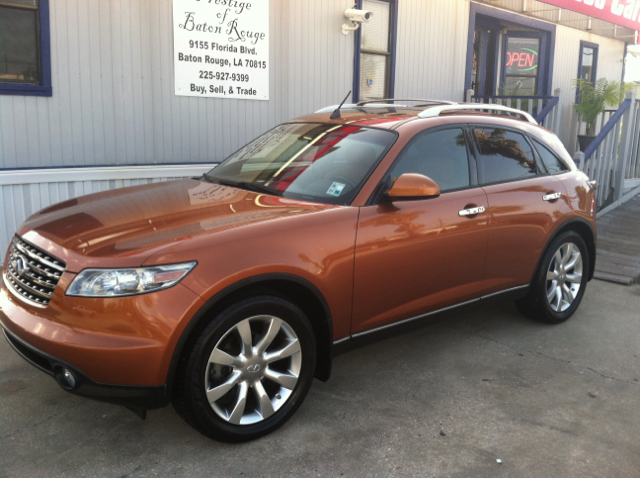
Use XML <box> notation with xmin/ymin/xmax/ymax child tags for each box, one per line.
<box><xmin>573</xmin><ymin>91</ymin><xmax>640</xmax><ymax>214</ymax></box>
<box><xmin>465</xmin><ymin>89</ymin><xmax>562</xmax><ymax>136</ymax></box>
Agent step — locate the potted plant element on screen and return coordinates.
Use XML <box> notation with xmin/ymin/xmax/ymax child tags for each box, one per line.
<box><xmin>572</xmin><ymin>78</ymin><xmax>632</xmax><ymax>152</ymax></box>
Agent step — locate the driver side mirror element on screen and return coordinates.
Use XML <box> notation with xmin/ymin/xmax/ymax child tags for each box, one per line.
<box><xmin>386</xmin><ymin>173</ymin><xmax>441</xmax><ymax>201</ymax></box>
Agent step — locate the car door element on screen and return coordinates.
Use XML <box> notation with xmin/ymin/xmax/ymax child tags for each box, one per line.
<box><xmin>351</xmin><ymin>126</ymin><xmax>490</xmax><ymax>335</ymax></box>
<box><xmin>472</xmin><ymin>126</ymin><xmax>569</xmax><ymax>292</ymax></box>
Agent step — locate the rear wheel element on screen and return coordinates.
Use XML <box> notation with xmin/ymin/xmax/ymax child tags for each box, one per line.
<box><xmin>172</xmin><ymin>295</ymin><xmax>316</xmax><ymax>442</ymax></box>
<box><xmin>516</xmin><ymin>231</ymin><xmax>589</xmax><ymax>324</ymax></box>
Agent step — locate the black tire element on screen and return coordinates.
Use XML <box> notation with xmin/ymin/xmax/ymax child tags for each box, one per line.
<box><xmin>172</xmin><ymin>295</ymin><xmax>316</xmax><ymax>442</ymax></box>
<box><xmin>516</xmin><ymin>231</ymin><xmax>590</xmax><ymax>324</ymax></box>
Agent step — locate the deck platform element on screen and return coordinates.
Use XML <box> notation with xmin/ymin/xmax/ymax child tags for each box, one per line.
<box><xmin>594</xmin><ymin>194</ymin><xmax>640</xmax><ymax>285</ymax></box>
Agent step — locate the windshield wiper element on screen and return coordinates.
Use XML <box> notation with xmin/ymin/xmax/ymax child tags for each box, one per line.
<box><xmin>213</xmin><ymin>178</ymin><xmax>283</xmax><ymax>197</ymax></box>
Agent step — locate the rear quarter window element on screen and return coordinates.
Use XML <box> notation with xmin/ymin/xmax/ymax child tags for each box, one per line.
<box><xmin>532</xmin><ymin>138</ymin><xmax>570</xmax><ymax>175</ymax></box>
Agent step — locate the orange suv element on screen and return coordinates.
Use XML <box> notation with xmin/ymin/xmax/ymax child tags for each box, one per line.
<box><xmin>1</xmin><ymin>100</ymin><xmax>596</xmax><ymax>442</ymax></box>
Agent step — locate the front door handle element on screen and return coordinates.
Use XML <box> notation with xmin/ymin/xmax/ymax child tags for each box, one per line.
<box><xmin>459</xmin><ymin>206</ymin><xmax>486</xmax><ymax>216</ymax></box>
<box><xmin>542</xmin><ymin>192</ymin><xmax>562</xmax><ymax>201</ymax></box>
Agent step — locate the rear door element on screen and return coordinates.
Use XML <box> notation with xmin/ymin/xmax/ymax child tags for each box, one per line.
<box><xmin>351</xmin><ymin>126</ymin><xmax>489</xmax><ymax>334</ymax></box>
<box><xmin>472</xmin><ymin>126</ymin><xmax>568</xmax><ymax>292</ymax></box>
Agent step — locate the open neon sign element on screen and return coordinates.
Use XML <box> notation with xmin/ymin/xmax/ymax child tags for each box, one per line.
<box><xmin>506</xmin><ymin>49</ymin><xmax>538</xmax><ymax>72</ymax></box>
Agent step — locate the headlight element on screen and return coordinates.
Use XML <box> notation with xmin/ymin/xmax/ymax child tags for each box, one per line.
<box><xmin>66</xmin><ymin>262</ymin><xmax>197</xmax><ymax>297</ymax></box>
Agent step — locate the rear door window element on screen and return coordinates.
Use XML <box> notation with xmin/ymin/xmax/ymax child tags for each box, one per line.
<box><xmin>388</xmin><ymin>128</ymin><xmax>471</xmax><ymax>192</ymax></box>
<box><xmin>473</xmin><ymin>128</ymin><xmax>542</xmax><ymax>185</ymax></box>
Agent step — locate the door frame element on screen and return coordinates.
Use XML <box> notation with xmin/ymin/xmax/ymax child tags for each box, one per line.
<box><xmin>465</xmin><ymin>3</ymin><xmax>556</xmax><ymax>98</ymax></box>
<box><xmin>501</xmin><ymin>30</ymin><xmax>548</xmax><ymax>96</ymax></box>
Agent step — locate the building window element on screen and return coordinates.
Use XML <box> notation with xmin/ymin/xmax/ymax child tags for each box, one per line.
<box><xmin>354</xmin><ymin>0</ymin><xmax>397</xmax><ymax>102</ymax></box>
<box><xmin>578</xmin><ymin>41</ymin><xmax>598</xmax><ymax>83</ymax></box>
<box><xmin>0</xmin><ymin>0</ymin><xmax>51</xmax><ymax>96</ymax></box>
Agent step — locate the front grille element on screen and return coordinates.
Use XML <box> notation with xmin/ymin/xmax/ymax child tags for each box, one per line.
<box><xmin>5</xmin><ymin>236</ymin><xmax>66</xmax><ymax>307</ymax></box>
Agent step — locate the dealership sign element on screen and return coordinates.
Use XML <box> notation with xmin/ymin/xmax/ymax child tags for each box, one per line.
<box><xmin>172</xmin><ymin>0</ymin><xmax>269</xmax><ymax>100</ymax></box>
<box><xmin>538</xmin><ymin>0</ymin><xmax>640</xmax><ymax>31</ymax></box>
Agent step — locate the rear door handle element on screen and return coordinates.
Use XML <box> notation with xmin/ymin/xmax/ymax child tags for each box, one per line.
<box><xmin>459</xmin><ymin>206</ymin><xmax>485</xmax><ymax>216</ymax></box>
<box><xmin>543</xmin><ymin>192</ymin><xmax>562</xmax><ymax>201</ymax></box>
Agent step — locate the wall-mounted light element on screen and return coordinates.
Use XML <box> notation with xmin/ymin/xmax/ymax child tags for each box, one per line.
<box><xmin>342</xmin><ymin>8</ymin><xmax>373</xmax><ymax>35</ymax></box>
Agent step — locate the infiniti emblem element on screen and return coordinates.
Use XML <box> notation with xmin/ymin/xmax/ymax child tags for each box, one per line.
<box><xmin>247</xmin><ymin>364</ymin><xmax>261</xmax><ymax>373</ymax></box>
<box><xmin>10</xmin><ymin>253</ymin><xmax>30</xmax><ymax>278</ymax></box>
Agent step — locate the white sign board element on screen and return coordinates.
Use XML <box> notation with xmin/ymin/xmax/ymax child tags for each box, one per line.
<box><xmin>172</xmin><ymin>0</ymin><xmax>269</xmax><ymax>100</ymax></box>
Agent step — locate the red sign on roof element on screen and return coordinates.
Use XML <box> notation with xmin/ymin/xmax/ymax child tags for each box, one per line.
<box><xmin>538</xmin><ymin>0</ymin><xmax>640</xmax><ymax>31</ymax></box>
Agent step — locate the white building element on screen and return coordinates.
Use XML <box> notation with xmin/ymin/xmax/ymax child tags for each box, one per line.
<box><xmin>0</xmin><ymin>0</ymin><xmax>636</xmax><ymax>256</ymax></box>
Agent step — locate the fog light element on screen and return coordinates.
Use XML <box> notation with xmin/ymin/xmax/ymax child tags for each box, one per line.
<box><xmin>56</xmin><ymin>367</ymin><xmax>77</xmax><ymax>390</ymax></box>
<box><xmin>63</xmin><ymin>369</ymin><xmax>76</xmax><ymax>388</ymax></box>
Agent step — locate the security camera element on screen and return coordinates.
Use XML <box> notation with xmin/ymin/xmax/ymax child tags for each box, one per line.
<box><xmin>342</xmin><ymin>8</ymin><xmax>373</xmax><ymax>35</ymax></box>
<box><xmin>344</xmin><ymin>8</ymin><xmax>373</xmax><ymax>23</ymax></box>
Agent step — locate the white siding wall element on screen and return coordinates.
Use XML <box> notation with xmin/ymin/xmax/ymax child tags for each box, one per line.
<box><xmin>552</xmin><ymin>27</ymin><xmax>625</xmax><ymax>148</ymax></box>
<box><xmin>0</xmin><ymin>0</ymin><xmax>356</xmax><ymax>169</ymax></box>
<box><xmin>394</xmin><ymin>0</ymin><xmax>470</xmax><ymax>102</ymax></box>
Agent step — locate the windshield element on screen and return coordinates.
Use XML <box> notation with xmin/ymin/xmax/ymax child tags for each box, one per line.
<box><xmin>205</xmin><ymin>123</ymin><xmax>397</xmax><ymax>205</ymax></box>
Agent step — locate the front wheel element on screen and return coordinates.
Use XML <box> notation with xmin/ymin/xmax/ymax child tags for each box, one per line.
<box><xmin>172</xmin><ymin>295</ymin><xmax>316</xmax><ymax>442</ymax></box>
<box><xmin>516</xmin><ymin>231</ymin><xmax>590</xmax><ymax>324</ymax></box>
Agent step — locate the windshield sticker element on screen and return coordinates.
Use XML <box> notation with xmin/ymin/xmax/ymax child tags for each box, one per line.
<box><xmin>326</xmin><ymin>182</ymin><xmax>346</xmax><ymax>197</ymax></box>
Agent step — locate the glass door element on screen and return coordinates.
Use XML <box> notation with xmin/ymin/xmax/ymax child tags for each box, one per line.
<box><xmin>502</xmin><ymin>32</ymin><xmax>547</xmax><ymax>96</ymax></box>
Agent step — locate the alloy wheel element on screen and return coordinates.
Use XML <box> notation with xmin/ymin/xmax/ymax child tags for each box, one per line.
<box><xmin>546</xmin><ymin>242</ymin><xmax>583</xmax><ymax>312</ymax></box>
<box><xmin>204</xmin><ymin>315</ymin><xmax>302</xmax><ymax>425</ymax></box>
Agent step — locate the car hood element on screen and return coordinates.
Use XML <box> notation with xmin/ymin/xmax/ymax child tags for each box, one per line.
<box><xmin>18</xmin><ymin>179</ymin><xmax>332</xmax><ymax>271</ymax></box>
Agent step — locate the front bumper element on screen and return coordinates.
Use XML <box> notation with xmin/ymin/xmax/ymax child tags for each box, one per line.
<box><xmin>0</xmin><ymin>267</ymin><xmax>206</xmax><ymax>408</ymax></box>
<box><xmin>3</xmin><ymin>327</ymin><xmax>165</xmax><ymax>409</ymax></box>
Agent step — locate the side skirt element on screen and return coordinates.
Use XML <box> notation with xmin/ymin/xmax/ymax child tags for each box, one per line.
<box><xmin>332</xmin><ymin>284</ymin><xmax>529</xmax><ymax>357</ymax></box>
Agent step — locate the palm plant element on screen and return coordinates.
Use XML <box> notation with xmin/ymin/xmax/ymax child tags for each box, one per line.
<box><xmin>573</xmin><ymin>78</ymin><xmax>632</xmax><ymax>136</ymax></box>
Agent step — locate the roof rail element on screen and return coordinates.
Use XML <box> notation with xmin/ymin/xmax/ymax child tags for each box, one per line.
<box><xmin>356</xmin><ymin>99</ymin><xmax>457</xmax><ymax>107</ymax></box>
<box><xmin>418</xmin><ymin>104</ymin><xmax>537</xmax><ymax>124</ymax></box>
<box><xmin>315</xmin><ymin>99</ymin><xmax>456</xmax><ymax>114</ymax></box>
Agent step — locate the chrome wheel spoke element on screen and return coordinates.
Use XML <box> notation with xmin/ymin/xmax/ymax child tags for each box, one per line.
<box><xmin>206</xmin><ymin>371</ymin><xmax>241</xmax><ymax>403</ymax></box>
<box><xmin>236</xmin><ymin>320</ymin><xmax>253</xmax><ymax>356</ymax></box>
<box><xmin>265</xmin><ymin>368</ymin><xmax>298</xmax><ymax>390</ymax></box>
<box><xmin>547</xmin><ymin>281</ymin><xmax>558</xmax><ymax>302</ymax></box>
<box><xmin>253</xmin><ymin>380</ymin><xmax>275</xmax><ymax>419</ymax></box>
<box><xmin>255</xmin><ymin>317</ymin><xmax>282</xmax><ymax>356</ymax></box>
<box><xmin>561</xmin><ymin>244</ymin><xmax>573</xmax><ymax>266</ymax></box>
<box><xmin>228</xmin><ymin>382</ymin><xmax>249</xmax><ymax>424</ymax></box>
<box><xmin>547</xmin><ymin>270</ymin><xmax>558</xmax><ymax>281</ymax></box>
<box><xmin>264</xmin><ymin>338</ymin><xmax>301</xmax><ymax>363</ymax></box>
<box><xmin>562</xmin><ymin>283</ymin><xmax>575</xmax><ymax>303</ymax></box>
<box><xmin>554</xmin><ymin>286</ymin><xmax>562</xmax><ymax>311</ymax></box>
<box><xmin>209</xmin><ymin>348</ymin><xmax>243</xmax><ymax>368</ymax></box>
<box><xmin>565</xmin><ymin>253</ymin><xmax>581</xmax><ymax>272</ymax></box>
<box><xmin>566</xmin><ymin>272</ymin><xmax>582</xmax><ymax>283</ymax></box>
<box><xmin>554</xmin><ymin>250</ymin><xmax>563</xmax><ymax>268</ymax></box>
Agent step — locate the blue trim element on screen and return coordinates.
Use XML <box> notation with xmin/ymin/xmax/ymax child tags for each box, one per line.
<box><xmin>465</xmin><ymin>3</ymin><xmax>556</xmax><ymax>98</ymax></box>
<box><xmin>583</xmin><ymin>99</ymin><xmax>631</xmax><ymax>162</ymax></box>
<box><xmin>0</xmin><ymin>162</ymin><xmax>220</xmax><ymax>172</ymax></box>
<box><xmin>353</xmin><ymin>0</ymin><xmax>397</xmax><ymax>102</ymax></box>
<box><xmin>534</xmin><ymin>96</ymin><xmax>559</xmax><ymax>124</ymax></box>
<box><xmin>0</xmin><ymin>0</ymin><xmax>52</xmax><ymax>97</ymax></box>
<box><xmin>576</xmin><ymin>40</ymin><xmax>599</xmax><ymax>102</ymax></box>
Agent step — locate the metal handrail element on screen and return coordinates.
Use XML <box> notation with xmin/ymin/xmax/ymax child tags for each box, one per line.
<box><xmin>583</xmin><ymin>99</ymin><xmax>632</xmax><ymax>162</ymax></box>
<box><xmin>418</xmin><ymin>104</ymin><xmax>537</xmax><ymax>124</ymax></box>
